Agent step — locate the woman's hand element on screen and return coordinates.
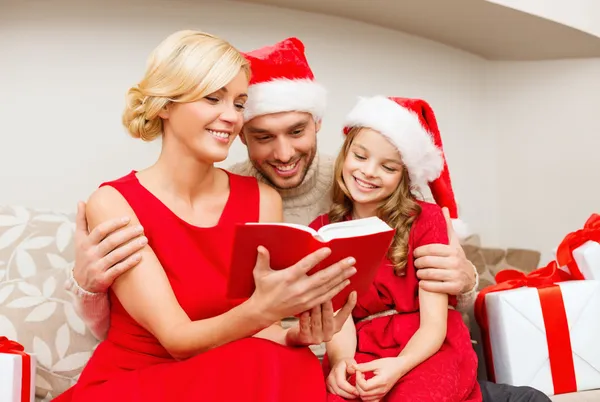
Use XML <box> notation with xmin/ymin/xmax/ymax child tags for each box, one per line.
<box><xmin>326</xmin><ymin>357</ymin><xmax>359</xmax><ymax>399</ymax></box>
<box><xmin>353</xmin><ymin>358</ymin><xmax>406</xmax><ymax>401</ymax></box>
<box><xmin>286</xmin><ymin>292</ymin><xmax>357</xmax><ymax>347</ymax></box>
<box><xmin>250</xmin><ymin>246</ymin><xmax>357</xmax><ymax>322</ymax></box>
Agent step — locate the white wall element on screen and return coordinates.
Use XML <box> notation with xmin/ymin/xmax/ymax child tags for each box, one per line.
<box><xmin>486</xmin><ymin>0</ymin><xmax>600</xmax><ymax>38</ymax></box>
<box><xmin>485</xmin><ymin>59</ymin><xmax>600</xmax><ymax>263</ymax></box>
<box><xmin>0</xmin><ymin>0</ymin><xmax>492</xmax><ymax>238</ymax></box>
<box><xmin>3</xmin><ymin>0</ymin><xmax>599</xmax><ymax>258</ymax></box>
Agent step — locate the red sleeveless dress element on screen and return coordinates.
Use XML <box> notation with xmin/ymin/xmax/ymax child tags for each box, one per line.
<box><xmin>55</xmin><ymin>170</ymin><xmax>327</xmax><ymax>402</ymax></box>
<box><xmin>311</xmin><ymin>202</ymin><xmax>481</xmax><ymax>402</ymax></box>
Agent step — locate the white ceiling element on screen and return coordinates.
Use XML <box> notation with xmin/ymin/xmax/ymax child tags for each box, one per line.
<box><xmin>235</xmin><ymin>0</ymin><xmax>600</xmax><ymax>60</ymax></box>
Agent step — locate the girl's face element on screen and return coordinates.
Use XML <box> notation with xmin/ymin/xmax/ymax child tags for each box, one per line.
<box><xmin>342</xmin><ymin>128</ymin><xmax>404</xmax><ymax>209</ymax></box>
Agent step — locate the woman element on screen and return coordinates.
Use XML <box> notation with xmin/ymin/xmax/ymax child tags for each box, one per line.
<box><xmin>56</xmin><ymin>30</ymin><xmax>357</xmax><ymax>402</ymax></box>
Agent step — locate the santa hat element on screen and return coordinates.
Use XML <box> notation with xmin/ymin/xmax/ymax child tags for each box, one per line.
<box><xmin>241</xmin><ymin>37</ymin><xmax>327</xmax><ymax>122</ymax></box>
<box><xmin>343</xmin><ymin>96</ymin><xmax>470</xmax><ymax>239</ymax></box>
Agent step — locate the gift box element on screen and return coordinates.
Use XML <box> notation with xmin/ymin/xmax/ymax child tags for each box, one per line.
<box><xmin>556</xmin><ymin>213</ymin><xmax>600</xmax><ymax>280</ymax></box>
<box><xmin>572</xmin><ymin>241</ymin><xmax>600</xmax><ymax>280</ymax></box>
<box><xmin>0</xmin><ymin>337</ymin><xmax>36</xmax><ymax>402</ymax></box>
<box><xmin>475</xmin><ymin>263</ymin><xmax>600</xmax><ymax>396</ymax></box>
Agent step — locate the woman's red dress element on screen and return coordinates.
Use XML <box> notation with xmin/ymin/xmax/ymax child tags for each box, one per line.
<box><xmin>55</xmin><ymin>170</ymin><xmax>327</xmax><ymax>402</ymax></box>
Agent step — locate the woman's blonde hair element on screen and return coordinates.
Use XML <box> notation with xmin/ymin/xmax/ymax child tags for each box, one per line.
<box><xmin>328</xmin><ymin>127</ymin><xmax>422</xmax><ymax>276</ymax></box>
<box><xmin>122</xmin><ymin>30</ymin><xmax>251</xmax><ymax>141</ymax></box>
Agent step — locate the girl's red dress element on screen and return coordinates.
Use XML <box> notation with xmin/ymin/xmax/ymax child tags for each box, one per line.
<box><xmin>311</xmin><ymin>202</ymin><xmax>481</xmax><ymax>402</ymax></box>
<box><xmin>54</xmin><ymin>170</ymin><xmax>327</xmax><ymax>402</ymax></box>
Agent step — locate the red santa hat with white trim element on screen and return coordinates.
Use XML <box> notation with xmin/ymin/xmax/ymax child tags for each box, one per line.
<box><xmin>343</xmin><ymin>95</ymin><xmax>471</xmax><ymax>239</ymax></box>
<box><xmin>241</xmin><ymin>37</ymin><xmax>327</xmax><ymax>122</ymax></box>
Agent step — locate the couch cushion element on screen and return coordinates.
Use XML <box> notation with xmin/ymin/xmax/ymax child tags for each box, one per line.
<box><xmin>461</xmin><ymin>234</ymin><xmax>542</xmax><ymax>381</ymax></box>
<box><xmin>461</xmin><ymin>234</ymin><xmax>541</xmax><ymax>291</ymax></box>
<box><xmin>0</xmin><ymin>205</ymin><xmax>99</xmax><ymax>400</ymax></box>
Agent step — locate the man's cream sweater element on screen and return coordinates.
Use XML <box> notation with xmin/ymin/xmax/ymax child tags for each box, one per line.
<box><xmin>228</xmin><ymin>153</ymin><xmax>335</xmax><ymax>225</ymax></box>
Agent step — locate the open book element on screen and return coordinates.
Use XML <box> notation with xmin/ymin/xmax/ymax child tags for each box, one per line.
<box><xmin>226</xmin><ymin>217</ymin><xmax>395</xmax><ymax>311</ymax></box>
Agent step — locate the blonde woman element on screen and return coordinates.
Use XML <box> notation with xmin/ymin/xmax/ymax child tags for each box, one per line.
<box><xmin>54</xmin><ymin>30</ymin><xmax>357</xmax><ymax>402</ymax></box>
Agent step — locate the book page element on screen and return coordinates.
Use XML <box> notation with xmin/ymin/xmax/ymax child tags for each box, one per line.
<box><xmin>317</xmin><ymin>217</ymin><xmax>393</xmax><ymax>242</ymax></box>
<box><xmin>244</xmin><ymin>222</ymin><xmax>318</xmax><ymax>236</ymax></box>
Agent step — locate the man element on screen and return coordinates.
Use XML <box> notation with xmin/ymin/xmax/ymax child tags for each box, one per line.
<box><xmin>68</xmin><ymin>37</ymin><xmax>549</xmax><ymax>402</ymax></box>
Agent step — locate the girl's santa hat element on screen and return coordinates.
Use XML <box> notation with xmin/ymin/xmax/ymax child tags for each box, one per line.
<box><xmin>343</xmin><ymin>96</ymin><xmax>471</xmax><ymax>239</ymax></box>
<box><xmin>242</xmin><ymin>37</ymin><xmax>327</xmax><ymax>122</ymax></box>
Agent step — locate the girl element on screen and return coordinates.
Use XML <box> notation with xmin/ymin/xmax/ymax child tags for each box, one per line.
<box><xmin>54</xmin><ymin>31</ymin><xmax>356</xmax><ymax>402</ymax></box>
<box><xmin>311</xmin><ymin>96</ymin><xmax>481</xmax><ymax>401</ymax></box>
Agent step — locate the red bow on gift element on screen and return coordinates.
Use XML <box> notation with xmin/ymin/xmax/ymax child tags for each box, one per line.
<box><xmin>474</xmin><ymin>262</ymin><xmax>577</xmax><ymax>395</ymax></box>
<box><xmin>474</xmin><ymin>261</ymin><xmax>572</xmax><ymax>335</ymax></box>
<box><xmin>556</xmin><ymin>213</ymin><xmax>600</xmax><ymax>280</ymax></box>
<box><xmin>0</xmin><ymin>336</ymin><xmax>26</xmax><ymax>353</ymax></box>
<box><xmin>0</xmin><ymin>336</ymin><xmax>32</xmax><ymax>402</ymax></box>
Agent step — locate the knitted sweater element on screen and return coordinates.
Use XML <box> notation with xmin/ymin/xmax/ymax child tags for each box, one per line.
<box><xmin>228</xmin><ymin>153</ymin><xmax>335</xmax><ymax>225</ymax></box>
<box><xmin>67</xmin><ymin>153</ymin><xmax>477</xmax><ymax>341</ymax></box>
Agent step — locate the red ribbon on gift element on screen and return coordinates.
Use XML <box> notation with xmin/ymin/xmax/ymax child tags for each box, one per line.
<box><xmin>0</xmin><ymin>336</ymin><xmax>31</xmax><ymax>402</ymax></box>
<box><xmin>474</xmin><ymin>262</ymin><xmax>578</xmax><ymax>395</ymax></box>
<box><xmin>556</xmin><ymin>213</ymin><xmax>600</xmax><ymax>280</ymax></box>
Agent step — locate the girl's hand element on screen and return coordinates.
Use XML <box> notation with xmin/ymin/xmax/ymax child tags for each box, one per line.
<box><xmin>353</xmin><ymin>358</ymin><xmax>406</xmax><ymax>401</ymax></box>
<box><xmin>326</xmin><ymin>357</ymin><xmax>359</xmax><ymax>399</ymax></box>
<box><xmin>286</xmin><ymin>292</ymin><xmax>357</xmax><ymax>347</ymax></box>
<box><xmin>250</xmin><ymin>246</ymin><xmax>357</xmax><ymax>322</ymax></box>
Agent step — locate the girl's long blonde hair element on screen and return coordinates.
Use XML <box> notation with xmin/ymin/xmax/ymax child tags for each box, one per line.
<box><xmin>328</xmin><ymin>127</ymin><xmax>422</xmax><ymax>276</ymax></box>
<box><xmin>122</xmin><ymin>30</ymin><xmax>251</xmax><ymax>141</ymax></box>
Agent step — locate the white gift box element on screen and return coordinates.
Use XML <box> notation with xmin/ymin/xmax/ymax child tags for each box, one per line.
<box><xmin>0</xmin><ymin>351</ymin><xmax>36</xmax><ymax>402</ymax></box>
<box><xmin>572</xmin><ymin>240</ymin><xmax>600</xmax><ymax>280</ymax></box>
<box><xmin>484</xmin><ymin>280</ymin><xmax>600</xmax><ymax>396</ymax></box>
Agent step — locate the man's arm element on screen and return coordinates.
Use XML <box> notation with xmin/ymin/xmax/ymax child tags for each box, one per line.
<box><xmin>64</xmin><ymin>274</ymin><xmax>110</xmax><ymax>341</ymax></box>
<box><xmin>455</xmin><ymin>266</ymin><xmax>479</xmax><ymax>312</ymax></box>
<box><xmin>64</xmin><ymin>201</ymin><xmax>146</xmax><ymax>340</ymax></box>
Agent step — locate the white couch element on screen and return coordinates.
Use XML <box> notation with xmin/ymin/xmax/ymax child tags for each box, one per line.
<box><xmin>0</xmin><ymin>204</ymin><xmax>598</xmax><ymax>401</ymax></box>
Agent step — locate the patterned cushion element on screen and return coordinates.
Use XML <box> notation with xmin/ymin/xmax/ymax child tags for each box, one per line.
<box><xmin>0</xmin><ymin>205</ymin><xmax>99</xmax><ymax>400</ymax></box>
<box><xmin>461</xmin><ymin>234</ymin><xmax>541</xmax><ymax>291</ymax></box>
<box><xmin>0</xmin><ymin>206</ymin><xmax>545</xmax><ymax>399</ymax></box>
<box><xmin>460</xmin><ymin>234</ymin><xmax>542</xmax><ymax>381</ymax></box>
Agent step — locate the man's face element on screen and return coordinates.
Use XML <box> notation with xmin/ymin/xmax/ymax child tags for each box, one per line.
<box><xmin>241</xmin><ymin>111</ymin><xmax>320</xmax><ymax>190</ymax></box>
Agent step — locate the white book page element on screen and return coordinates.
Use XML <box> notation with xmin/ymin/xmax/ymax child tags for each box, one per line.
<box><xmin>244</xmin><ymin>217</ymin><xmax>392</xmax><ymax>242</ymax></box>
<box><xmin>316</xmin><ymin>217</ymin><xmax>392</xmax><ymax>242</ymax></box>
<box><xmin>244</xmin><ymin>222</ymin><xmax>318</xmax><ymax>236</ymax></box>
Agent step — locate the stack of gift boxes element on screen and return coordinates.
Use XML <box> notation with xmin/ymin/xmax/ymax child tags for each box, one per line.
<box><xmin>475</xmin><ymin>213</ymin><xmax>600</xmax><ymax>397</ymax></box>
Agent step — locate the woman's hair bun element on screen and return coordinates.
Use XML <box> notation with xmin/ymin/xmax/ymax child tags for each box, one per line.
<box><xmin>122</xmin><ymin>86</ymin><xmax>163</xmax><ymax>141</ymax></box>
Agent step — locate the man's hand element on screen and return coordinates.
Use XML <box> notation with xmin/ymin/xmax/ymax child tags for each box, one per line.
<box><xmin>286</xmin><ymin>292</ymin><xmax>357</xmax><ymax>347</ymax></box>
<box><xmin>413</xmin><ymin>207</ymin><xmax>477</xmax><ymax>295</ymax></box>
<box><xmin>73</xmin><ymin>201</ymin><xmax>147</xmax><ymax>293</ymax></box>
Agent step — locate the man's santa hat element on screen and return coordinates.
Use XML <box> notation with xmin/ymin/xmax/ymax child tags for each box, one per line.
<box><xmin>242</xmin><ymin>37</ymin><xmax>327</xmax><ymax>122</ymax></box>
<box><xmin>343</xmin><ymin>96</ymin><xmax>470</xmax><ymax>239</ymax></box>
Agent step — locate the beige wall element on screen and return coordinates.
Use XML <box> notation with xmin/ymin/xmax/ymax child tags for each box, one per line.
<box><xmin>485</xmin><ymin>59</ymin><xmax>600</xmax><ymax>263</ymax></box>
<box><xmin>1</xmin><ymin>0</ymin><xmax>598</xmax><ymax>261</ymax></box>
<box><xmin>486</xmin><ymin>0</ymin><xmax>600</xmax><ymax>37</ymax></box>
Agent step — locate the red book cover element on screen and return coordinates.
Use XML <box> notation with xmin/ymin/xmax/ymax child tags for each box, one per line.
<box><xmin>227</xmin><ymin>217</ymin><xmax>395</xmax><ymax>312</ymax></box>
